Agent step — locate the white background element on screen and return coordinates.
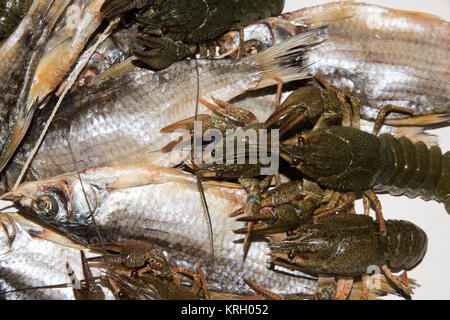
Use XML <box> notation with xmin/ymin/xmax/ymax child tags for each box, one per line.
<box><xmin>284</xmin><ymin>0</ymin><xmax>450</xmax><ymax>299</ymax></box>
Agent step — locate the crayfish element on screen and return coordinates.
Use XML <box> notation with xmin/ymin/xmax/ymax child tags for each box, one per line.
<box><xmin>101</xmin><ymin>0</ymin><xmax>285</xmax><ymax>69</ymax></box>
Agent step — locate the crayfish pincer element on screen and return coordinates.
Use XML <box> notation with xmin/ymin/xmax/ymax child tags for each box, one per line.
<box><xmin>101</xmin><ymin>0</ymin><xmax>285</xmax><ymax>69</ymax></box>
<box><xmin>270</xmin><ymin>213</ymin><xmax>428</xmax><ymax>299</ymax></box>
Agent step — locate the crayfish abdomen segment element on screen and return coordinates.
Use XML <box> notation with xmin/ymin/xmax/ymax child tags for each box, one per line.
<box><xmin>383</xmin><ymin>220</ymin><xmax>428</xmax><ymax>272</ymax></box>
<box><xmin>375</xmin><ymin>134</ymin><xmax>449</xmax><ymax>209</ymax></box>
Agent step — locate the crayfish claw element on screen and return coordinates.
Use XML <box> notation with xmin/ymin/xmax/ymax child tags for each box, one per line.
<box><xmin>263</xmin><ymin>104</ymin><xmax>307</xmax><ymax>135</ymax></box>
<box><xmin>235</xmin><ymin>208</ymin><xmax>273</xmax><ymax>222</ymax></box>
<box><xmin>132</xmin><ymin>36</ymin><xmax>183</xmax><ymax>70</ymax></box>
<box><xmin>229</xmin><ymin>207</ymin><xmax>245</xmax><ymax>217</ymax></box>
<box><xmin>101</xmin><ymin>0</ymin><xmax>149</xmax><ymax>19</ymax></box>
<box><xmin>88</xmin><ymin>241</ymin><xmax>125</xmax><ymax>252</ymax></box>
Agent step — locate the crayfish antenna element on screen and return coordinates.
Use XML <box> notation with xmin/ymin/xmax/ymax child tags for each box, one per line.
<box><xmin>192</xmin><ymin>56</ymin><xmax>215</xmax><ymax>263</ymax></box>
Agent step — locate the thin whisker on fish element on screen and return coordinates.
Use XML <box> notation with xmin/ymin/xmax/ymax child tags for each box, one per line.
<box><xmin>193</xmin><ymin>56</ymin><xmax>215</xmax><ymax>263</ymax></box>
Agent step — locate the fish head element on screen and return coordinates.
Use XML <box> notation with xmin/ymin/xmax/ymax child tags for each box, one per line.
<box><xmin>5</xmin><ymin>174</ymin><xmax>101</xmax><ymax>230</ymax></box>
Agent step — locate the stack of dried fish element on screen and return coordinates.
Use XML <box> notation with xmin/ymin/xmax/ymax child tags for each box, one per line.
<box><xmin>0</xmin><ymin>0</ymin><xmax>449</xmax><ymax>300</ymax></box>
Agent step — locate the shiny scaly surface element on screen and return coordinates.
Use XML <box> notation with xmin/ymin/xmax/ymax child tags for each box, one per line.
<box><xmin>221</xmin><ymin>1</ymin><xmax>449</xmax><ymax>120</ymax></box>
<box><xmin>0</xmin><ymin>212</ymin><xmax>112</xmax><ymax>300</ymax></box>
<box><xmin>289</xmin><ymin>1</ymin><xmax>449</xmax><ymax>119</ymax></box>
<box><xmin>11</xmin><ymin>165</ymin><xmax>319</xmax><ymax>296</ymax></box>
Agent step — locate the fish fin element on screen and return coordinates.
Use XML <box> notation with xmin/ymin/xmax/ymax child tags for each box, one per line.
<box><xmin>385</xmin><ymin>114</ymin><xmax>450</xmax><ymax>127</ymax></box>
<box><xmin>245</xmin><ymin>27</ymin><xmax>327</xmax><ymax>90</ymax></box>
<box><xmin>286</xmin><ymin>2</ymin><xmax>356</xmax><ymax>26</ymax></box>
<box><xmin>80</xmin><ymin>165</ymin><xmax>203</xmax><ymax>189</ymax></box>
<box><xmin>389</xmin><ymin>8</ymin><xmax>446</xmax><ymax>21</ymax></box>
<box><xmin>89</xmin><ymin>57</ymin><xmax>141</xmax><ymax>84</ymax></box>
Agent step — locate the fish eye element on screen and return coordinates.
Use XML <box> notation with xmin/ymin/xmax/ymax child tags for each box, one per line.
<box><xmin>32</xmin><ymin>195</ymin><xmax>59</xmax><ymax>218</ymax></box>
<box><xmin>292</xmin><ymin>158</ymin><xmax>301</xmax><ymax>166</ymax></box>
<box><xmin>117</xmin><ymin>290</ymin><xmax>128</xmax><ymax>299</ymax></box>
<box><xmin>297</xmin><ymin>136</ymin><xmax>305</xmax><ymax>145</ymax></box>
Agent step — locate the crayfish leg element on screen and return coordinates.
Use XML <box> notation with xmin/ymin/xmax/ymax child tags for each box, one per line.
<box><xmin>361</xmin><ymin>273</ymin><xmax>370</xmax><ymax>300</ymax></box>
<box><xmin>333</xmin><ymin>277</ymin><xmax>354</xmax><ymax>300</ymax></box>
<box><xmin>373</xmin><ymin>104</ymin><xmax>415</xmax><ymax>135</ymax></box>
<box><xmin>363</xmin><ymin>195</ymin><xmax>371</xmax><ymax>216</ymax></box>
<box><xmin>364</xmin><ymin>190</ymin><xmax>387</xmax><ymax>235</ymax></box>
<box><xmin>236</xmin><ymin>25</ymin><xmax>245</xmax><ymax>60</ymax></box>
<box><xmin>171</xmin><ymin>265</ymin><xmax>210</xmax><ymax>300</ymax></box>
<box><xmin>381</xmin><ymin>265</ymin><xmax>411</xmax><ymax>297</ymax></box>
<box><xmin>274</xmin><ymin>76</ymin><xmax>284</xmax><ymax>110</ymax></box>
<box><xmin>244</xmin><ymin>278</ymin><xmax>284</xmax><ymax>300</ymax></box>
<box><xmin>313</xmin><ymin>192</ymin><xmax>355</xmax><ymax>220</ymax></box>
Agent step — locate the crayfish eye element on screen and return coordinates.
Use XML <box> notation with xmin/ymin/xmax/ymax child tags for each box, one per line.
<box><xmin>292</xmin><ymin>158</ymin><xmax>301</xmax><ymax>166</ymax></box>
<box><xmin>117</xmin><ymin>290</ymin><xmax>128</xmax><ymax>299</ymax></box>
<box><xmin>287</xmin><ymin>249</ymin><xmax>296</xmax><ymax>260</ymax></box>
<box><xmin>32</xmin><ymin>195</ymin><xmax>58</xmax><ymax>218</ymax></box>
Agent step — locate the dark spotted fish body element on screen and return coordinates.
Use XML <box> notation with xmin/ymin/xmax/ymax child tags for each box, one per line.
<box><xmin>0</xmin><ymin>0</ymin><xmax>32</xmax><ymax>42</ymax></box>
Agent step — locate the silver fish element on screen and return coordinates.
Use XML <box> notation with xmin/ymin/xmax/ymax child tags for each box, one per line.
<box><xmin>1</xmin><ymin>28</ymin><xmax>326</xmax><ymax>188</ymax></box>
<box><xmin>0</xmin><ymin>212</ymin><xmax>114</xmax><ymax>300</ymax></box>
<box><xmin>220</xmin><ymin>1</ymin><xmax>450</xmax><ymax>120</ymax></box>
<box><xmin>0</xmin><ymin>0</ymin><xmax>68</xmax><ymax>172</ymax></box>
<box><xmin>7</xmin><ymin>165</ymin><xmax>320</xmax><ymax>296</ymax></box>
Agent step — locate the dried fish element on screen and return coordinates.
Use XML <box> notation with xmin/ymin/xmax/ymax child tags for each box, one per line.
<box><xmin>0</xmin><ymin>212</ymin><xmax>113</xmax><ymax>299</ymax></box>
<box><xmin>221</xmin><ymin>1</ymin><xmax>450</xmax><ymax>120</ymax></box>
<box><xmin>1</xmin><ymin>29</ymin><xmax>326</xmax><ymax>188</ymax></box>
<box><xmin>0</xmin><ymin>0</ymin><xmax>107</xmax><ymax>174</ymax></box>
<box><xmin>8</xmin><ymin>165</ymin><xmax>320</xmax><ymax>296</ymax></box>
<box><xmin>0</xmin><ymin>0</ymin><xmax>33</xmax><ymax>42</ymax></box>
<box><xmin>0</xmin><ymin>0</ymin><xmax>68</xmax><ymax>172</ymax></box>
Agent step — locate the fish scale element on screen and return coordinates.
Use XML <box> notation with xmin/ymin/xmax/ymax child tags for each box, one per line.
<box><xmin>11</xmin><ymin>165</ymin><xmax>319</xmax><ymax>296</ymax></box>
<box><xmin>2</xmin><ymin>29</ymin><xmax>326</xmax><ymax>188</ymax></box>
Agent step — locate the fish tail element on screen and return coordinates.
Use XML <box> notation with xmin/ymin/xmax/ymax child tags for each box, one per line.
<box><xmin>244</xmin><ymin>26</ymin><xmax>327</xmax><ymax>90</ymax></box>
